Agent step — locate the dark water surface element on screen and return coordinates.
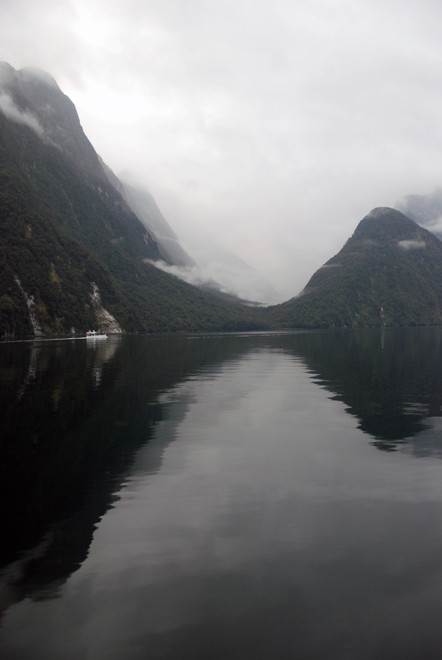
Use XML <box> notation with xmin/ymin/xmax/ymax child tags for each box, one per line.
<box><xmin>1</xmin><ymin>329</ymin><xmax>442</xmax><ymax>659</ymax></box>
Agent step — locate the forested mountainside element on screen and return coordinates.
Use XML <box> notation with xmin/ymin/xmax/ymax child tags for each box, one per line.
<box><xmin>2</xmin><ymin>63</ymin><xmax>442</xmax><ymax>337</ymax></box>
<box><xmin>0</xmin><ymin>63</ymin><xmax>266</xmax><ymax>336</ymax></box>
<box><xmin>265</xmin><ymin>208</ymin><xmax>442</xmax><ymax>329</ymax></box>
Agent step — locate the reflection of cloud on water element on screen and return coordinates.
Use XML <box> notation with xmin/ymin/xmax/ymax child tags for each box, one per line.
<box><xmin>371</xmin><ymin>416</ymin><xmax>442</xmax><ymax>457</ymax></box>
<box><xmin>0</xmin><ymin>533</ymin><xmax>53</xmax><ymax>616</ymax></box>
<box><xmin>366</xmin><ymin>402</ymin><xmax>442</xmax><ymax>455</ymax></box>
<box><xmin>402</xmin><ymin>417</ymin><xmax>442</xmax><ymax>459</ymax></box>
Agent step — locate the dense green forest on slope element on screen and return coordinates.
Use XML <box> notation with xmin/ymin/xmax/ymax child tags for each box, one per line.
<box><xmin>3</xmin><ymin>129</ymin><xmax>442</xmax><ymax>337</ymax></box>
<box><xmin>264</xmin><ymin>209</ymin><xmax>442</xmax><ymax>329</ymax></box>
<box><xmin>3</xmin><ymin>61</ymin><xmax>442</xmax><ymax>336</ymax></box>
<box><xmin>0</xmin><ymin>114</ymin><xmax>267</xmax><ymax>336</ymax></box>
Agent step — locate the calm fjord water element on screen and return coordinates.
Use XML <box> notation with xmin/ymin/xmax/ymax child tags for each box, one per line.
<box><xmin>1</xmin><ymin>329</ymin><xmax>442</xmax><ymax>659</ymax></box>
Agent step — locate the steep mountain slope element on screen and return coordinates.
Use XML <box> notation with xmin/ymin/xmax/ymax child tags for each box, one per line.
<box><xmin>0</xmin><ymin>62</ymin><xmax>192</xmax><ymax>263</ymax></box>
<box><xmin>3</xmin><ymin>63</ymin><xmax>442</xmax><ymax>335</ymax></box>
<box><xmin>0</xmin><ymin>62</ymin><xmax>263</xmax><ymax>300</ymax></box>
<box><xmin>115</xmin><ymin>171</ymin><xmax>278</xmax><ymax>303</ymax></box>
<box><xmin>0</xmin><ymin>63</ymin><xmax>105</xmax><ymax>180</ymax></box>
<box><xmin>118</xmin><ymin>177</ymin><xmax>196</xmax><ymax>268</ymax></box>
<box><xmin>265</xmin><ymin>208</ymin><xmax>442</xmax><ymax>328</ymax></box>
<box><xmin>99</xmin><ymin>162</ymin><xmax>195</xmax><ymax>268</ymax></box>
<box><xmin>0</xmin><ymin>63</ymin><xmax>265</xmax><ymax>336</ymax></box>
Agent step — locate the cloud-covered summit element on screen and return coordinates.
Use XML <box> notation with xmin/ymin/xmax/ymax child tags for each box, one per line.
<box><xmin>0</xmin><ymin>61</ymin><xmax>104</xmax><ymax>179</ymax></box>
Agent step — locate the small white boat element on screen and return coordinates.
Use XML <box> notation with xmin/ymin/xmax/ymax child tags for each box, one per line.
<box><xmin>85</xmin><ymin>330</ymin><xmax>108</xmax><ymax>340</ymax></box>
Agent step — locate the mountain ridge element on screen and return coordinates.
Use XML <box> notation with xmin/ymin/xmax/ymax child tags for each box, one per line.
<box><xmin>0</xmin><ymin>63</ymin><xmax>267</xmax><ymax>336</ymax></box>
<box><xmin>2</xmin><ymin>63</ymin><xmax>442</xmax><ymax>335</ymax></box>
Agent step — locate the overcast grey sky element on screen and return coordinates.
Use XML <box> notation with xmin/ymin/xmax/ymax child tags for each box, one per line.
<box><xmin>2</xmin><ymin>0</ymin><xmax>442</xmax><ymax>300</ymax></box>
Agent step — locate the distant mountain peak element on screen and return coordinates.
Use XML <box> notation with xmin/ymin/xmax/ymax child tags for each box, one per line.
<box><xmin>351</xmin><ymin>207</ymin><xmax>427</xmax><ymax>244</ymax></box>
<box><xmin>266</xmin><ymin>207</ymin><xmax>442</xmax><ymax>328</ymax></box>
<box><xmin>365</xmin><ymin>206</ymin><xmax>393</xmax><ymax>218</ymax></box>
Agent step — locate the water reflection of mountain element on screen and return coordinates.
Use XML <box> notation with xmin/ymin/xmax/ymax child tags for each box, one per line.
<box><xmin>0</xmin><ymin>334</ymin><xmax>264</xmax><ymax>613</ymax></box>
<box><xmin>2</xmin><ymin>328</ymin><xmax>442</xmax><ymax>615</ymax></box>
<box><xmin>287</xmin><ymin>328</ymin><xmax>442</xmax><ymax>452</ymax></box>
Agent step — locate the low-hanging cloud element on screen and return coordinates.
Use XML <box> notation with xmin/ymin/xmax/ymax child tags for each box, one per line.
<box><xmin>398</xmin><ymin>239</ymin><xmax>426</xmax><ymax>250</ymax></box>
<box><xmin>0</xmin><ymin>93</ymin><xmax>43</xmax><ymax>137</ymax></box>
<box><xmin>146</xmin><ymin>260</ymin><xmax>221</xmax><ymax>289</ymax></box>
<box><xmin>146</xmin><ymin>258</ymin><xmax>279</xmax><ymax>304</ymax></box>
<box><xmin>427</xmin><ymin>216</ymin><xmax>442</xmax><ymax>235</ymax></box>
